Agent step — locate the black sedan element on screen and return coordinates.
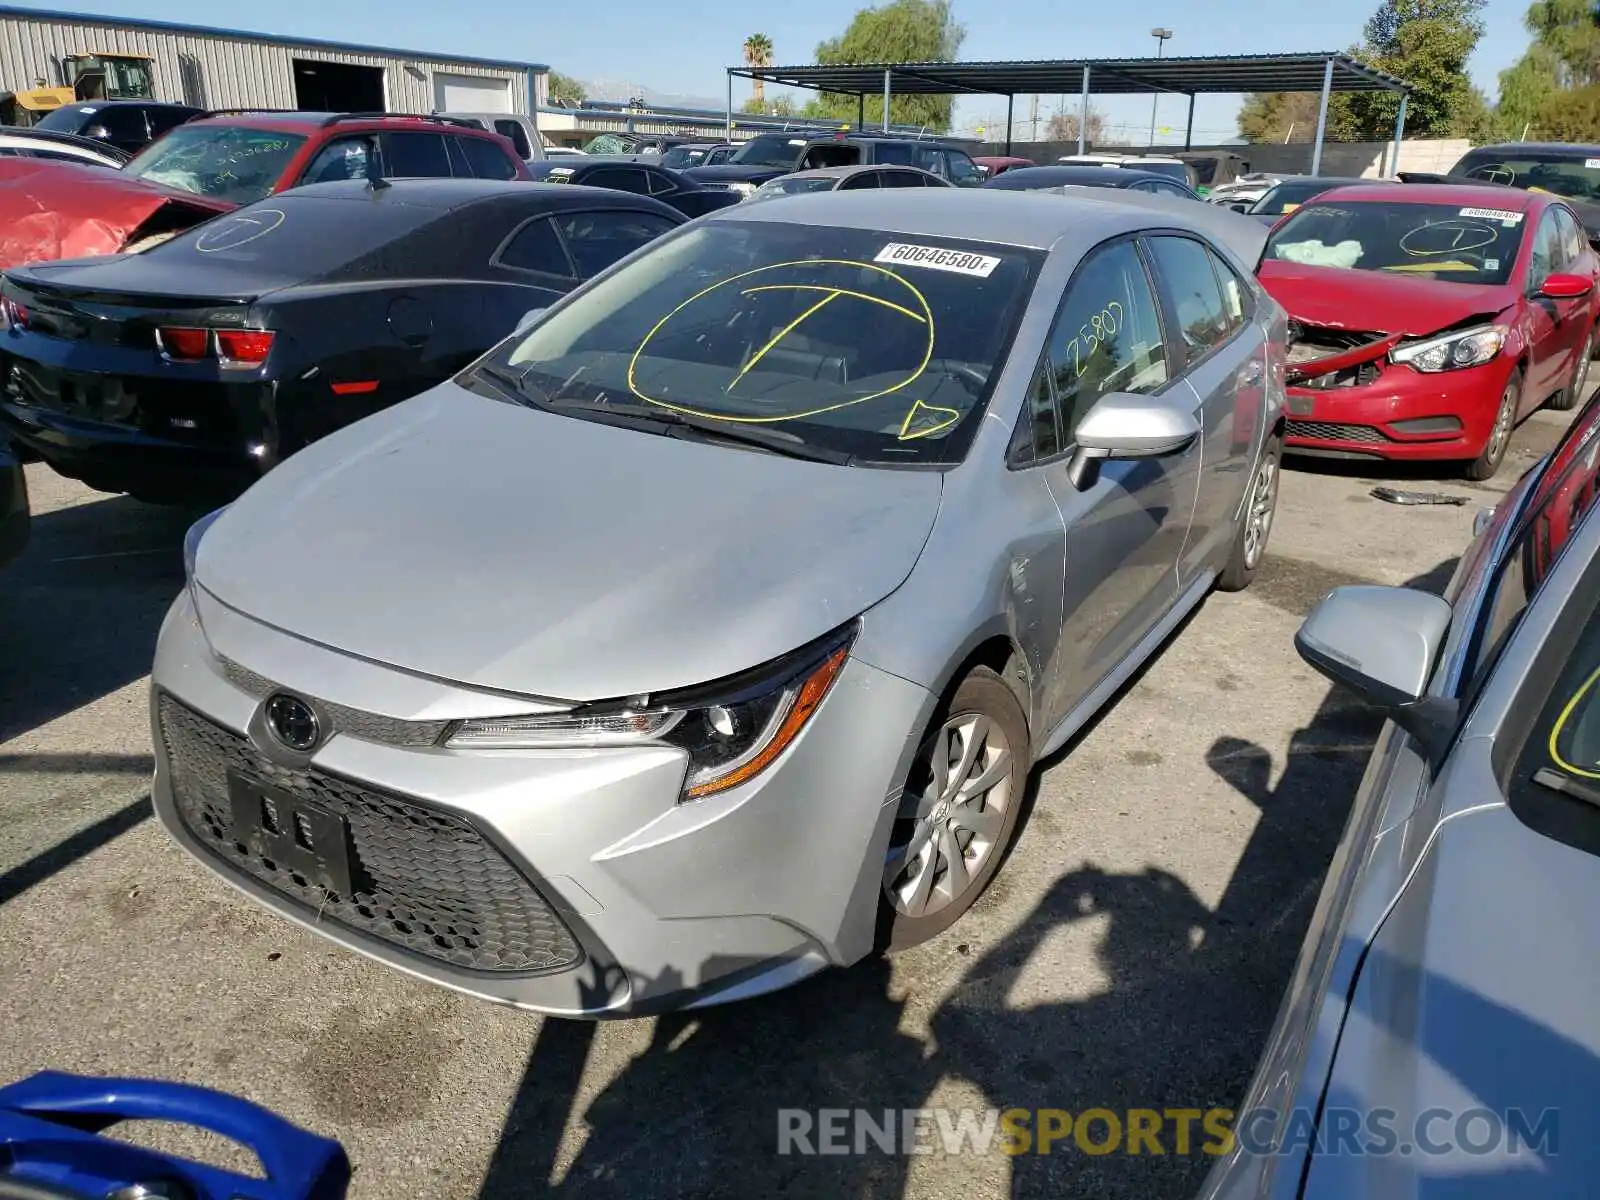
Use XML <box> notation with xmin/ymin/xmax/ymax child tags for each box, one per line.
<box><xmin>527</xmin><ymin>159</ymin><xmax>744</xmax><ymax>218</ymax></box>
<box><xmin>0</xmin><ymin>436</ymin><xmax>27</xmax><ymax>569</ymax></box>
<box><xmin>982</xmin><ymin>164</ymin><xmax>1202</xmax><ymax>200</ymax></box>
<box><xmin>0</xmin><ymin>178</ymin><xmax>685</xmax><ymax>503</ymax></box>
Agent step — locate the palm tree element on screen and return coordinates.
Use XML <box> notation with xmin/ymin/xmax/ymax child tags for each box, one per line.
<box><xmin>743</xmin><ymin>33</ymin><xmax>774</xmax><ymax>108</ymax></box>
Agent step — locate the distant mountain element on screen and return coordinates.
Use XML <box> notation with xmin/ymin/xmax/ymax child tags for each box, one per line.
<box><xmin>582</xmin><ymin>78</ymin><xmax>726</xmax><ymax>110</ymax></box>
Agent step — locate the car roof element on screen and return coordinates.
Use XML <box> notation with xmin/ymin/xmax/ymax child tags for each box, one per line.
<box><xmin>183</xmin><ymin>111</ymin><xmax>484</xmax><ymax>135</ymax></box>
<box><xmin>1311</xmin><ymin>181</ymin><xmax>1542</xmax><ymax>208</ymax></box>
<box><xmin>65</xmin><ymin>99</ymin><xmax>196</xmax><ymax>110</ymax></box>
<box><xmin>993</xmin><ymin>164</ymin><xmax>1172</xmax><ymax>187</ymax></box>
<box><xmin>287</xmin><ymin>178</ymin><xmax>645</xmax><ymax>211</ymax></box>
<box><xmin>1460</xmin><ymin>141</ymin><xmax>1600</xmax><ymax>156</ymax></box>
<box><xmin>706</xmin><ymin>187</ymin><xmax>1245</xmax><ymax>254</ymax></box>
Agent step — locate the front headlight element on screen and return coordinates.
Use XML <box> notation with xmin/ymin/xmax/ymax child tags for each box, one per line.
<box><xmin>182</xmin><ymin>506</ymin><xmax>226</xmax><ymax>582</ymax></box>
<box><xmin>446</xmin><ymin>623</ymin><xmax>856</xmax><ymax>801</ymax></box>
<box><xmin>1390</xmin><ymin>325</ymin><xmax>1506</xmax><ymax>373</ymax></box>
<box><xmin>725</xmin><ymin>181</ymin><xmax>758</xmax><ymax>199</ymax></box>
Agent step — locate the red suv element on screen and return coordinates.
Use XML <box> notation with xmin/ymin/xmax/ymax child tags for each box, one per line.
<box><xmin>119</xmin><ymin>110</ymin><xmax>529</xmax><ymax>208</ymax></box>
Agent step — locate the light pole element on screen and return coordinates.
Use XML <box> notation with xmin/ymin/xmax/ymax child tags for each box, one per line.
<box><xmin>1148</xmin><ymin>28</ymin><xmax>1172</xmax><ymax>148</ymax></box>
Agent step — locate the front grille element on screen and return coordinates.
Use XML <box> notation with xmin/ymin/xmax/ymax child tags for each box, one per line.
<box><xmin>1285</xmin><ymin>419</ymin><xmax>1392</xmax><ymax>445</ymax></box>
<box><xmin>158</xmin><ymin>694</ymin><xmax>583</xmax><ymax>975</ymax></box>
<box><xmin>217</xmin><ymin>657</ymin><xmax>452</xmax><ymax>748</ymax></box>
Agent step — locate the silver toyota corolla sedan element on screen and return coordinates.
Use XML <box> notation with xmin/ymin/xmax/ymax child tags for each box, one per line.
<box><xmin>1201</xmin><ymin>393</ymin><xmax>1600</xmax><ymax>1197</ymax></box>
<box><xmin>152</xmin><ymin>189</ymin><xmax>1287</xmax><ymax>1016</ymax></box>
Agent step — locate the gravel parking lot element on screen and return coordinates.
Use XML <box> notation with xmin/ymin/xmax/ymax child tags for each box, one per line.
<box><xmin>0</xmin><ymin>407</ymin><xmax>1578</xmax><ymax>1199</ymax></box>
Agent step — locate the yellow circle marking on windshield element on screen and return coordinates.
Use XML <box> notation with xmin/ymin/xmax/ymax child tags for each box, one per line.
<box><xmin>1549</xmin><ymin>664</ymin><xmax>1600</xmax><ymax>779</ymax></box>
<box><xmin>626</xmin><ymin>259</ymin><xmax>935</xmax><ymax>424</ymax></box>
<box><xmin>1399</xmin><ymin>220</ymin><xmax>1497</xmax><ymax>257</ymax></box>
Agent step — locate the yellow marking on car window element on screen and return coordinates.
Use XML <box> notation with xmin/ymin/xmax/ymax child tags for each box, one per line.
<box><xmin>897</xmin><ymin>398</ymin><xmax>961</xmax><ymax>440</ymax></box>
<box><xmin>1382</xmin><ymin>262</ymin><xmax>1482</xmax><ymax>273</ymax></box>
<box><xmin>727</xmin><ymin>291</ymin><xmax>841</xmax><ymax>391</ymax></box>
<box><xmin>626</xmin><ymin>258</ymin><xmax>935</xmax><ymax>423</ymax></box>
<box><xmin>1549</xmin><ymin>664</ymin><xmax>1600</xmax><ymax>779</ymax></box>
<box><xmin>742</xmin><ymin>284</ymin><xmax>925</xmax><ymax>324</ymax></box>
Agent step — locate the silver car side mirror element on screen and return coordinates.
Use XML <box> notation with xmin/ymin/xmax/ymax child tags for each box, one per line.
<box><xmin>514</xmin><ymin>307</ymin><xmax>547</xmax><ymax>335</ymax></box>
<box><xmin>1296</xmin><ymin>584</ymin><xmax>1459</xmax><ymax>762</ymax></box>
<box><xmin>1067</xmin><ymin>391</ymin><xmax>1200</xmax><ymax>490</ymax></box>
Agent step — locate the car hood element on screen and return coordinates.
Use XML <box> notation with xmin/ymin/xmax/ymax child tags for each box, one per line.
<box><xmin>683</xmin><ymin>163</ymin><xmax>790</xmax><ymax>184</ymax></box>
<box><xmin>1303</xmin><ymin>796</ymin><xmax>1600</xmax><ymax>1196</ymax></box>
<box><xmin>0</xmin><ymin>157</ymin><xmax>233</xmax><ymax>272</ymax></box>
<box><xmin>194</xmin><ymin>381</ymin><xmax>943</xmax><ymax>702</ymax></box>
<box><xmin>1258</xmin><ymin>260</ymin><xmax>1513</xmax><ymax>335</ymax></box>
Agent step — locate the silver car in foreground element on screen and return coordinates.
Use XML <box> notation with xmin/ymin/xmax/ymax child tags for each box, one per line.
<box><xmin>1202</xmin><ymin>394</ymin><xmax>1600</xmax><ymax>1196</ymax></box>
<box><xmin>153</xmin><ymin>190</ymin><xmax>1286</xmax><ymax>1016</ymax></box>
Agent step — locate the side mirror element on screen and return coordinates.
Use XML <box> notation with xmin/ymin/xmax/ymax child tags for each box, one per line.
<box><xmin>85</xmin><ymin>123</ymin><xmax>110</xmax><ymax>139</ymax></box>
<box><xmin>1295</xmin><ymin>585</ymin><xmax>1458</xmax><ymax>761</ymax></box>
<box><xmin>1540</xmin><ymin>272</ymin><xmax>1593</xmax><ymax>299</ymax></box>
<box><xmin>1067</xmin><ymin>391</ymin><xmax>1200</xmax><ymax>490</ymax></box>
<box><xmin>1229</xmin><ymin>201</ymin><xmax>1250</xmax><ymax>213</ymax></box>
<box><xmin>514</xmin><ymin>307</ymin><xmax>547</xmax><ymax>335</ymax></box>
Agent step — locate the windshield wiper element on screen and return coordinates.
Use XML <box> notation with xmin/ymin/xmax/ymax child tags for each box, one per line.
<box><xmin>542</xmin><ymin>397</ymin><xmax>854</xmax><ymax>465</ymax></box>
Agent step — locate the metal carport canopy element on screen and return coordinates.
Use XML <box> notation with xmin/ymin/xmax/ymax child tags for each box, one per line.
<box><xmin>726</xmin><ymin>53</ymin><xmax>1411</xmax><ymax>174</ymax></box>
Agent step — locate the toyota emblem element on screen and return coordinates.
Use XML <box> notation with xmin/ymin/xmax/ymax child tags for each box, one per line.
<box><xmin>265</xmin><ymin>693</ymin><xmax>321</xmax><ymax>752</ymax></box>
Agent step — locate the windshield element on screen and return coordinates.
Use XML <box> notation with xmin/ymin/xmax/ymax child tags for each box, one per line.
<box><xmin>1134</xmin><ymin>161</ymin><xmax>1189</xmax><ymax>182</ymax></box>
<box><xmin>124</xmin><ymin>125</ymin><xmax>306</xmax><ymax>205</ymax></box>
<box><xmin>661</xmin><ymin>146</ymin><xmax>709</xmax><ymax>169</ymax></box>
<box><xmin>753</xmin><ymin>177</ymin><xmax>837</xmax><ymax>200</ymax></box>
<box><xmin>475</xmin><ymin>220</ymin><xmax>1041</xmax><ymax>466</ymax></box>
<box><xmin>582</xmin><ymin>134</ymin><xmax>636</xmax><ymax>155</ymax></box>
<box><xmin>730</xmin><ymin>135</ymin><xmax>808</xmax><ymax>169</ymax></box>
<box><xmin>1451</xmin><ymin>149</ymin><xmax>1600</xmax><ymax>201</ymax></box>
<box><xmin>1263</xmin><ymin>200</ymin><xmax>1526</xmax><ymax>285</ymax></box>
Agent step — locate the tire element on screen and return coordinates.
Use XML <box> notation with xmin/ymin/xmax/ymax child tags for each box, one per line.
<box><xmin>880</xmin><ymin>666</ymin><xmax>1030</xmax><ymax>952</ymax></box>
<box><xmin>1549</xmin><ymin>327</ymin><xmax>1597</xmax><ymax>412</ymax></box>
<box><xmin>1217</xmin><ymin>434</ymin><xmax>1282</xmax><ymax>593</ymax></box>
<box><xmin>1464</xmin><ymin>372</ymin><xmax>1520</xmax><ymax>481</ymax></box>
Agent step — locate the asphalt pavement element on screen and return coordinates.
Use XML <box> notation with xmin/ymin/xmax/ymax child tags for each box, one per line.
<box><xmin>0</xmin><ymin>408</ymin><xmax>1576</xmax><ymax>1199</ymax></box>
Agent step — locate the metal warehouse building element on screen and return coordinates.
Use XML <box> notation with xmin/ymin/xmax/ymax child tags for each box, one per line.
<box><xmin>0</xmin><ymin>4</ymin><xmax>546</xmax><ymax>116</ymax></box>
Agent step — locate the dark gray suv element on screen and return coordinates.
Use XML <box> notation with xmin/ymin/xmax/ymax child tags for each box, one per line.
<box><xmin>684</xmin><ymin>131</ymin><xmax>984</xmax><ymax>198</ymax></box>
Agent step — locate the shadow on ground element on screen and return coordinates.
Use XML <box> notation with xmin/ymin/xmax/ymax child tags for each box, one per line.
<box><xmin>471</xmin><ymin>561</ymin><xmax>1459</xmax><ymax>1199</ymax></box>
<box><xmin>0</xmin><ymin>489</ymin><xmax>200</xmax><ymax>743</ymax></box>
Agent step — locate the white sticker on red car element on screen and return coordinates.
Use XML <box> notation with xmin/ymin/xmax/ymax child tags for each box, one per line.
<box><xmin>1587</xmin><ymin>158</ymin><xmax>1600</xmax><ymax>169</ymax></box>
<box><xmin>873</xmin><ymin>242</ymin><xmax>1000</xmax><ymax>277</ymax></box>
<box><xmin>1459</xmin><ymin>207</ymin><xmax>1523</xmax><ymax>225</ymax></box>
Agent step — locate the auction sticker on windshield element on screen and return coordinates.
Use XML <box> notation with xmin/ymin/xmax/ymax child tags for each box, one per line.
<box><xmin>874</xmin><ymin>243</ymin><xmax>1000</xmax><ymax>277</ymax></box>
<box><xmin>1587</xmin><ymin>158</ymin><xmax>1600</xmax><ymax>169</ymax></box>
<box><xmin>1459</xmin><ymin>207</ymin><xmax>1524</xmax><ymax>225</ymax></box>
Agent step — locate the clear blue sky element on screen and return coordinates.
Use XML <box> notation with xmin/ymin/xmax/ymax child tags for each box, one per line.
<box><xmin>16</xmin><ymin>0</ymin><xmax>1534</xmax><ymax>143</ymax></box>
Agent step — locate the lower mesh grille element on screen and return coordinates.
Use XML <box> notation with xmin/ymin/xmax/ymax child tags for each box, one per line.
<box><xmin>1285</xmin><ymin>419</ymin><xmax>1392</xmax><ymax>445</ymax></box>
<box><xmin>158</xmin><ymin>694</ymin><xmax>582</xmax><ymax>975</ymax></box>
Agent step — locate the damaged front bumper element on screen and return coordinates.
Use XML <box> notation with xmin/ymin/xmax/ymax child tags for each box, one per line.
<box><xmin>1281</xmin><ymin>326</ymin><xmax>1515</xmax><ymax>461</ymax></box>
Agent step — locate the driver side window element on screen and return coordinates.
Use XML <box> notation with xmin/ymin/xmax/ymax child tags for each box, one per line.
<box><xmin>1043</xmin><ymin>238</ymin><xmax>1170</xmax><ymax>447</ymax></box>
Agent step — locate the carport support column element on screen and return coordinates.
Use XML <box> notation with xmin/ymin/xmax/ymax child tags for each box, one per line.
<box><xmin>1388</xmin><ymin>92</ymin><xmax>1409</xmax><ymax>176</ymax></box>
<box><xmin>858</xmin><ymin>92</ymin><xmax>865</xmax><ymax>130</ymax></box>
<box><xmin>1310</xmin><ymin>56</ymin><xmax>1334</xmax><ymax>176</ymax></box>
<box><xmin>725</xmin><ymin>71</ymin><xmax>733</xmax><ymax>140</ymax></box>
<box><xmin>1184</xmin><ymin>93</ymin><xmax>1195</xmax><ymax>151</ymax></box>
<box><xmin>882</xmin><ymin>68</ymin><xmax>892</xmax><ymax>131</ymax></box>
<box><xmin>1005</xmin><ymin>94</ymin><xmax>1014</xmax><ymax>155</ymax></box>
<box><xmin>1078</xmin><ymin>65</ymin><xmax>1091</xmax><ymax>154</ymax></box>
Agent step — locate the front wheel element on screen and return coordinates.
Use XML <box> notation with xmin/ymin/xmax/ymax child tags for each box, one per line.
<box><xmin>1549</xmin><ymin>327</ymin><xmax>1597</xmax><ymax>412</ymax></box>
<box><xmin>1464</xmin><ymin>372</ymin><xmax>1520</xmax><ymax>481</ymax></box>
<box><xmin>880</xmin><ymin>666</ymin><xmax>1030</xmax><ymax>952</ymax></box>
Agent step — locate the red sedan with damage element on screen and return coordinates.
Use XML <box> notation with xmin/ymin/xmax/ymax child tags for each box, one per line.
<box><xmin>1258</xmin><ymin>183</ymin><xmax>1600</xmax><ymax>478</ymax></box>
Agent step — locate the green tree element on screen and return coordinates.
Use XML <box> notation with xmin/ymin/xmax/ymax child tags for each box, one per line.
<box><xmin>801</xmin><ymin>0</ymin><xmax>965</xmax><ymax>131</ymax></box>
<box><xmin>1237</xmin><ymin>90</ymin><xmax>1327</xmax><ymax>141</ymax></box>
<box><xmin>1340</xmin><ymin>0</ymin><xmax>1488</xmax><ymax>138</ymax></box>
<box><xmin>1046</xmin><ymin>106</ymin><xmax>1105</xmax><ymax>145</ymax></box>
<box><xmin>1532</xmin><ymin>80</ymin><xmax>1600</xmax><ymax>138</ymax></box>
<box><xmin>739</xmin><ymin>94</ymin><xmax>797</xmax><ymax>116</ymax></box>
<box><xmin>1497</xmin><ymin>0</ymin><xmax>1600</xmax><ymax>138</ymax></box>
<box><xmin>743</xmin><ymin>33</ymin><xmax>775</xmax><ymax>108</ymax></box>
<box><xmin>547</xmin><ymin>71</ymin><xmax>586</xmax><ymax>107</ymax></box>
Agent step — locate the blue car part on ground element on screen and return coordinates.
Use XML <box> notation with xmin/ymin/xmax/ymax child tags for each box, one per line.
<box><xmin>0</xmin><ymin>1071</ymin><xmax>350</xmax><ymax>1200</ymax></box>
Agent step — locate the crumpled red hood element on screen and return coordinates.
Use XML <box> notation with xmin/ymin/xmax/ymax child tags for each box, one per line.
<box><xmin>0</xmin><ymin>157</ymin><xmax>233</xmax><ymax>272</ymax></box>
<box><xmin>1258</xmin><ymin>259</ymin><xmax>1514</xmax><ymax>336</ymax></box>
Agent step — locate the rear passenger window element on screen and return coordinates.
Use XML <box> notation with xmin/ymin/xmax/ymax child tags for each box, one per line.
<box><xmin>457</xmin><ymin>136</ymin><xmax>516</xmax><ymax>180</ymax></box>
<box><xmin>1148</xmin><ymin>235</ymin><xmax>1231</xmax><ymax>363</ymax></box>
<box><xmin>494</xmin><ymin>119</ymin><xmax>533</xmax><ymax>159</ymax></box>
<box><xmin>1045</xmin><ymin>239</ymin><xmax>1170</xmax><ymax>442</ymax></box>
<box><xmin>381</xmin><ymin>132</ymin><xmax>452</xmax><ymax>178</ymax></box>
<box><xmin>645</xmin><ymin>170</ymin><xmax>678</xmax><ymax>196</ymax></box>
<box><xmin>879</xmin><ymin>170</ymin><xmax>919</xmax><ymax>188</ymax></box>
<box><xmin>498</xmin><ymin>217</ymin><xmax>573</xmax><ymax>277</ymax></box>
<box><xmin>554</xmin><ymin>210</ymin><xmax>678</xmax><ymax>277</ymax></box>
<box><xmin>1207</xmin><ymin>249</ymin><xmax>1253</xmax><ymax>335</ymax></box>
<box><xmin>584</xmin><ymin>167</ymin><xmax>650</xmax><ymax>194</ymax></box>
<box><xmin>873</xmin><ymin>142</ymin><xmax>915</xmax><ymax>166</ymax></box>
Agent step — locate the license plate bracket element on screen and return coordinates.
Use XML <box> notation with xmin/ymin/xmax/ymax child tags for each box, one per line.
<box><xmin>228</xmin><ymin>770</ymin><xmax>356</xmax><ymax>897</ymax></box>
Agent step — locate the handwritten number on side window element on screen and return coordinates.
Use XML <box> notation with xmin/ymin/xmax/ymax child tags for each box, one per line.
<box><xmin>1066</xmin><ymin>301</ymin><xmax>1124</xmax><ymax>380</ymax></box>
